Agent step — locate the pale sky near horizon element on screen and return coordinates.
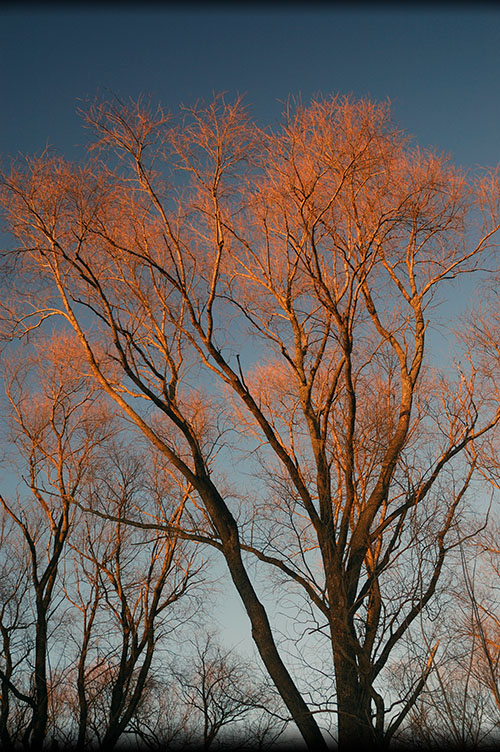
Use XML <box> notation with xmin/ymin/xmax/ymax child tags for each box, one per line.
<box><xmin>1</xmin><ymin>2</ymin><xmax>500</xmax><ymax>658</ymax></box>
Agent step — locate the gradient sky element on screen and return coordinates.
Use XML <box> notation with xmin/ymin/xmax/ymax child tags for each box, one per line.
<box><xmin>1</xmin><ymin>4</ymin><xmax>500</xmax><ymax>170</ymax></box>
<box><xmin>1</xmin><ymin>2</ymin><xmax>500</xmax><ymax>656</ymax></box>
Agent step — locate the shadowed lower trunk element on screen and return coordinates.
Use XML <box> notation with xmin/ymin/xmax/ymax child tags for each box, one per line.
<box><xmin>333</xmin><ymin>645</ymin><xmax>377</xmax><ymax>750</ymax></box>
<box><xmin>201</xmin><ymin>477</ymin><xmax>328</xmax><ymax>752</ymax></box>
<box><xmin>224</xmin><ymin>543</ymin><xmax>328</xmax><ymax>751</ymax></box>
<box><xmin>30</xmin><ymin>615</ymin><xmax>49</xmax><ymax>750</ymax></box>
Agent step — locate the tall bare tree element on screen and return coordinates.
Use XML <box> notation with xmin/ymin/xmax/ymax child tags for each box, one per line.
<box><xmin>2</xmin><ymin>93</ymin><xmax>500</xmax><ymax>749</ymax></box>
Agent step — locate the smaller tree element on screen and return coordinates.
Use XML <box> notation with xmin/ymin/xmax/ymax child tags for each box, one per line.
<box><xmin>49</xmin><ymin>434</ymin><xmax>203</xmax><ymax>751</ymax></box>
<box><xmin>0</xmin><ymin>336</ymin><xmax>205</xmax><ymax>750</ymax></box>
<box><xmin>0</xmin><ymin>514</ymin><xmax>34</xmax><ymax>752</ymax></box>
<box><xmin>172</xmin><ymin>632</ymin><xmax>287</xmax><ymax>751</ymax></box>
<box><xmin>127</xmin><ymin>675</ymin><xmax>197</xmax><ymax>751</ymax></box>
<box><xmin>0</xmin><ymin>336</ymin><xmax>111</xmax><ymax>750</ymax></box>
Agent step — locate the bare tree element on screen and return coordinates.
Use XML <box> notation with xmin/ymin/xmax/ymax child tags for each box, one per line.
<box><xmin>1</xmin><ymin>93</ymin><xmax>500</xmax><ymax>750</ymax></box>
<box><xmin>64</xmin><ymin>441</ymin><xmax>202</xmax><ymax>751</ymax></box>
<box><xmin>393</xmin><ymin>534</ymin><xmax>500</xmax><ymax>751</ymax></box>
<box><xmin>0</xmin><ymin>338</ymin><xmax>202</xmax><ymax>750</ymax></box>
<box><xmin>0</xmin><ymin>514</ymin><xmax>33</xmax><ymax>751</ymax></box>
<box><xmin>0</xmin><ymin>336</ymin><xmax>112</xmax><ymax>749</ymax></box>
<box><xmin>171</xmin><ymin>631</ymin><xmax>287</xmax><ymax>751</ymax></box>
<box><xmin>127</xmin><ymin>674</ymin><xmax>196</xmax><ymax>751</ymax></box>
<box><xmin>400</xmin><ymin>294</ymin><xmax>500</xmax><ymax>747</ymax></box>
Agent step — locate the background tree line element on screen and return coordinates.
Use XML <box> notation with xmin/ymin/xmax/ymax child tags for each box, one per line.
<box><xmin>1</xmin><ymin>93</ymin><xmax>500</xmax><ymax>750</ymax></box>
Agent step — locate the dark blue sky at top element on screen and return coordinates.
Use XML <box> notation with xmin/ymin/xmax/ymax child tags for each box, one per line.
<box><xmin>1</xmin><ymin>4</ymin><xmax>500</xmax><ymax>171</ymax></box>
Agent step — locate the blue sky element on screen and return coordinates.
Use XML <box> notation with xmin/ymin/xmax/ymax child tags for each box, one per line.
<box><xmin>1</xmin><ymin>4</ymin><xmax>500</xmax><ymax>170</ymax></box>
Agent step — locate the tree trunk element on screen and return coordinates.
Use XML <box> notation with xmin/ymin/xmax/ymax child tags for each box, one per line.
<box><xmin>31</xmin><ymin>614</ymin><xmax>48</xmax><ymax>750</ymax></box>
<box><xmin>220</xmin><ymin>538</ymin><xmax>328</xmax><ymax>752</ymax></box>
<box><xmin>199</xmin><ymin>479</ymin><xmax>326</xmax><ymax>750</ymax></box>
<box><xmin>333</xmin><ymin>645</ymin><xmax>375</xmax><ymax>751</ymax></box>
